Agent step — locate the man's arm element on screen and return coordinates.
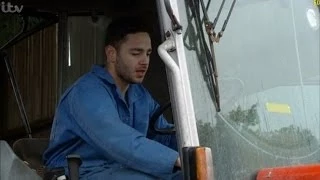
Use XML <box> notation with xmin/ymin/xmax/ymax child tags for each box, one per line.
<box><xmin>147</xmin><ymin>96</ymin><xmax>178</xmax><ymax>151</ymax></box>
<box><xmin>148</xmin><ymin>113</ymin><xmax>178</xmax><ymax>151</ymax></box>
<box><xmin>68</xmin><ymin>84</ymin><xmax>179</xmax><ymax>178</ymax></box>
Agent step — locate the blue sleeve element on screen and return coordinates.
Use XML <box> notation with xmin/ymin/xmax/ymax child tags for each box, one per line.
<box><xmin>147</xmin><ymin>96</ymin><xmax>178</xmax><ymax>151</ymax></box>
<box><xmin>68</xmin><ymin>84</ymin><xmax>179</xmax><ymax>178</ymax></box>
<box><xmin>150</xmin><ymin>119</ymin><xmax>178</xmax><ymax>151</ymax></box>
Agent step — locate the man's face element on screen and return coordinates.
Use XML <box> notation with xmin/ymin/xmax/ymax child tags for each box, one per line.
<box><xmin>114</xmin><ymin>32</ymin><xmax>152</xmax><ymax>84</ymax></box>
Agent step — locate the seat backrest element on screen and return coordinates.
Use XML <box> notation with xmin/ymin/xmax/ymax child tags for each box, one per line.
<box><xmin>12</xmin><ymin>138</ymin><xmax>50</xmax><ymax>176</ymax></box>
<box><xmin>0</xmin><ymin>140</ymin><xmax>42</xmax><ymax>180</ymax></box>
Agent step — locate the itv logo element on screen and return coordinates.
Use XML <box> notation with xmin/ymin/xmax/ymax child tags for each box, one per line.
<box><xmin>1</xmin><ymin>1</ymin><xmax>23</xmax><ymax>13</ymax></box>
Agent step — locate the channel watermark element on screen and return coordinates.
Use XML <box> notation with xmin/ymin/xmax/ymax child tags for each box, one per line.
<box><xmin>1</xmin><ymin>1</ymin><xmax>23</xmax><ymax>13</ymax></box>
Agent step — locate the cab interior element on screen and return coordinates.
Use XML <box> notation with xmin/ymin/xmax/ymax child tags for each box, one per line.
<box><xmin>1</xmin><ymin>0</ymin><xmax>173</xmax><ymax>179</ymax></box>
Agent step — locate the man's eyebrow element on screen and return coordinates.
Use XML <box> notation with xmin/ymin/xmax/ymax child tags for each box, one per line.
<box><xmin>130</xmin><ymin>48</ymin><xmax>152</xmax><ymax>52</ymax></box>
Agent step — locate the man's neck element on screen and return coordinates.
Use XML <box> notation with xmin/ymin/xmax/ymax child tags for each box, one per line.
<box><xmin>105</xmin><ymin>66</ymin><xmax>129</xmax><ymax>96</ymax></box>
<box><xmin>116</xmin><ymin>80</ymin><xmax>129</xmax><ymax>97</ymax></box>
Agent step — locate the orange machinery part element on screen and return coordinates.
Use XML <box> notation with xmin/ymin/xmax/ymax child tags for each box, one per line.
<box><xmin>195</xmin><ymin>148</ymin><xmax>208</xmax><ymax>180</ymax></box>
<box><xmin>256</xmin><ymin>164</ymin><xmax>320</xmax><ymax>180</ymax></box>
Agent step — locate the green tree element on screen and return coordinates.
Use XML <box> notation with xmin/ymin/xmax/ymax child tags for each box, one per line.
<box><xmin>196</xmin><ymin>120</ymin><xmax>215</xmax><ymax>148</ymax></box>
<box><xmin>228</xmin><ymin>104</ymin><xmax>259</xmax><ymax>126</ymax></box>
<box><xmin>265</xmin><ymin>125</ymin><xmax>317</xmax><ymax>149</ymax></box>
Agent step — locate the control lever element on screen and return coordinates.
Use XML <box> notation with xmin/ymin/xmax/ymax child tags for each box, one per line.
<box><xmin>66</xmin><ymin>155</ymin><xmax>82</xmax><ymax>180</ymax></box>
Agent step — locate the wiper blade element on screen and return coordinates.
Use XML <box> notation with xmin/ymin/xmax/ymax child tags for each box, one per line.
<box><xmin>192</xmin><ymin>0</ymin><xmax>237</xmax><ymax>112</ymax></box>
<box><xmin>200</xmin><ymin>0</ymin><xmax>237</xmax><ymax>42</ymax></box>
<box><xmin>190</xmin><ymin>0</ymin><xmax>221</xmax><ymax>112</ymax></box>
<box><xmin>207</xmin><ymin>41</ymin><xmax>221</xmax><ymax>112</ymax></box>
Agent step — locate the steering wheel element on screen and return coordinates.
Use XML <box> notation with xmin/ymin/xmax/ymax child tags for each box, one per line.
<box><xmin>148</xmin><ymin>101</ymin><xmax>176</xmax><ymax>135</ymax></box>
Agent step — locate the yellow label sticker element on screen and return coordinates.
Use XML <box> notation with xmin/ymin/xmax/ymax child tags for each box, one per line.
<box><xmin>266</xmin><ymin>103</ymin><xmax>291</xmax><ymax>114</ymax></box>
<box><xmin>314</xmin><ymin>0</ymin><xmax>320</xmax><ymax>6</ymax></box>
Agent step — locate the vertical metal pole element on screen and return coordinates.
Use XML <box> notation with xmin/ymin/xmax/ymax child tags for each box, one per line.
<box><xmin>2</xmin><ymin>51</ymin><xmax>32</xmax><ymax>138</ymax></box>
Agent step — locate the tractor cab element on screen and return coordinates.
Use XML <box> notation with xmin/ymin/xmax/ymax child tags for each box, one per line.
<box><xmin>1</xmin><ymin>0</ymin><xmax>320</xmax><ymax>179</ymax></box>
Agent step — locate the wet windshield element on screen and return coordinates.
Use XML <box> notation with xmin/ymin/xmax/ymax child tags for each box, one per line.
<box><xmin>178</xmin><ymin>0</ymin><xmax>320</xmax><ymax>179</ymax></box>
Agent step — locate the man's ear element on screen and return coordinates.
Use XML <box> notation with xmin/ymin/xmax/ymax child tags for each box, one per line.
<box><xmin>104</xmin><ymin>45</ymin><xmax>117</xmax><ymax>64</ymax></box>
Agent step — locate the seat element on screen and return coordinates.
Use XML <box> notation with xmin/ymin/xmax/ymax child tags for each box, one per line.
<box><xmin>12</xmin><ymin>138</ymin><xmax>49</xmax><ymax>177</ymax></box>
<box><xmin>12</xmin><ymin>138</ymin><xmax>82</xmax><ymax>180</ymax></box>
<box><xmin>0</xmin><ymin>140</ymin><xmax>42</xmax><ymax>180</ymax></box>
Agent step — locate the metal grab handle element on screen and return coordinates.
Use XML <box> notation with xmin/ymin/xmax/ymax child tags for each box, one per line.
<box><xmin>66</xmin><ymin>155</ymin><xmax>82</xmax><ymax>180</ymax></box>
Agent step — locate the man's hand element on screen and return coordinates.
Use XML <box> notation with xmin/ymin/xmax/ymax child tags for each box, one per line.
<box><xmin>175</xmin><ymin>157</ymin><xmax>181</xmax><ymax>168</ymax></box>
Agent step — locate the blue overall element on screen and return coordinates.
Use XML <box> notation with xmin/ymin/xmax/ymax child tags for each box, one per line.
<box><xmin>43</xmin><ymin>65</ymin><xmax>182</xmax><ymax>180</ymax></box>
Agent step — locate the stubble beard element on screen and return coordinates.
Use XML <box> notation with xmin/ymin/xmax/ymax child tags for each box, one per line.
<box><xmin>115</xmin><ymin>62</ymin><xmax>141</xmax><ymax>85</ymax></box>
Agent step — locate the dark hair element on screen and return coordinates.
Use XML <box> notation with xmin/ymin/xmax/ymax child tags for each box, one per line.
<box><xmin>104</xmin><ymin>16</ymin><xmax>151</xmax><ymax>49</ymax></box>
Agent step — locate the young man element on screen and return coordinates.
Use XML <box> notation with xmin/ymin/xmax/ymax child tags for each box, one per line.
<box><xmin>42</xmin><ymin>17</ymin><xmax>182</xmax><ymax>180</ymax></box>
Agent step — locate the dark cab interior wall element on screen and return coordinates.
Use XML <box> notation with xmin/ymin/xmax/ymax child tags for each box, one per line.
<box><xmin>1</xmin><ymin>0</ymin><xmax>172</xmax><ymax>143</ymax></box>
